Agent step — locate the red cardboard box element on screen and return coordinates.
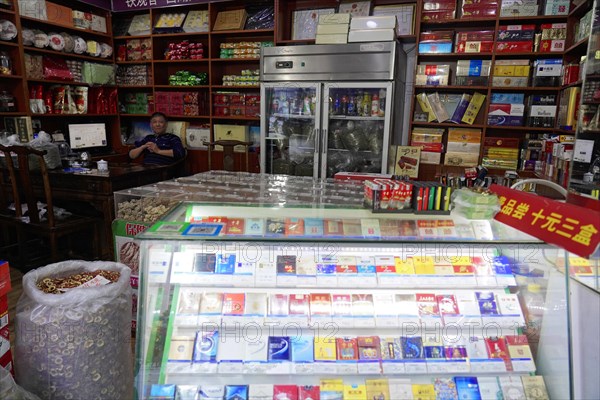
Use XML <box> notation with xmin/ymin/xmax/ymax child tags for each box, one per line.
<box><xmin>0</xmin><ymin>261</ymin><xmax>9</xmax><ymax>298</ymax></box>
<box><xmin>0</xmin><ymin>295</ymin><xmax>7</xmax><ymax>330</ymax></box>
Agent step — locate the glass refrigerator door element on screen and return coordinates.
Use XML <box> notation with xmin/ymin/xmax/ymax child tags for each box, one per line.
<box><xmin>322</xmin><ymin>82</ymin><xmax>393</xmax><ymax>178</ymax></box>
<box><xmin>260</xmin><ymin>83</ymin><xmax>322</xmax><ymax>177</ymax></box>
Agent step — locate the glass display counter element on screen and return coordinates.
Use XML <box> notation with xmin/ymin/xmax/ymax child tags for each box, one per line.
<box><xmin>133</xmin><ymin>202</ymin><xmax>572</xmax><ymax>400</ymax></box>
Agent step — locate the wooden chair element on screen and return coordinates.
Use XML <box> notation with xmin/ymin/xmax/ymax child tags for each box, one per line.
<box><xmin>0</xmin><ymin>144</ymin><xmax>101</xmax><ymax>269</ymax></box>
<box><xmin>204</xmin><ymin>140</ymin><xmax>253</xmax><ymax>172</ymax></box>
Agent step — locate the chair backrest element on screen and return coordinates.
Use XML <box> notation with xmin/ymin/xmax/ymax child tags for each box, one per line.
<box><xmin>0</xmin><ymin>144</ymin><xmax>56</xmax><ymax>226</ymax></box>
<box><xmin>204</xmin><ymin>140</ymin><xmax>252</xmax><ymax>172</ymax></box>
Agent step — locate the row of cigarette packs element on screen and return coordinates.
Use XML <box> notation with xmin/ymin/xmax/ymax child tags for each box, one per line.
<box><xmin>149</xmin><ymin>374</ymin><xmax>549</xmax><ymax>400</ymax></box>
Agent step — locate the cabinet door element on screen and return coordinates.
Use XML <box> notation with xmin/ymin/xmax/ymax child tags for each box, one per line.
<box><xmin>322</xmin><ymin>82</ymin><xmax>393</xmax><ymax>178</ymax></box>
<box><xmin>260</xmin><ymin>82</ymin><xmax>322</xmax><ymax>178</ymax></box>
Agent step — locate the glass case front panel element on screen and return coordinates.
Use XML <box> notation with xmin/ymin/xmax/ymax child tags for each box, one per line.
<box><xmin>135</xmin><ymin>239</ymin><xmax>571</xmax><ymax>400</ymax></box>
<box><xmin>134</xmin><ymin>204</ymin><xmax>572</xmax><ymax>400</ymax></box>
<box><xmin>323</xmin><ymin>84</ymin><xmax>392</xmax><ymax>178</ymax></box>
<box><xmin>262</xmin><ymin>84</ymin><xmax>321</xmax><ymax>177</ymax></box>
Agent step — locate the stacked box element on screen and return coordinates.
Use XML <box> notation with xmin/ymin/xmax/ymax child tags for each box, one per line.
<box><xmin>557</xmin><ymin>86</ymin><xmax>580</xmax><ymax>130</ymax></box>
<box><xmin>419</xmin><ymin>31</ymin><xmax>454</xmax><ymax>53</ymax></box>
<box><xmin>444</xmin><ymin>127</ymin><xmax>482</xmax><ymax>167</ymax></box>
<box><xmin>495</xmin><ymin>25</ymin><xmax>535</xmax><ymax>53</ymax></box>
<box><xmin>455</xmin><ymin>30</ymin><xmax>494</xmax><ymax>53</ymax></box>
<box><xmin>539</xmin><ymin>23</ymin><xmax>566</xmax><ymax>53</ymax></box>
<box><xmin>416</xmin><ymin>64</ymin><xmax>450</xmax><ymax>86</ymax></box>
<box><xmin>500</xmin><ymin>0</ymin><xmax>539</xmax><ymax>17</ymax></box>
<box><xmin>154</xmin><ymin>91</ymin><xmax>199</xmax><ymax>116</ymax></box>
<box><xmin>460</xmin><ymin>0</ymin><xmax>498</xmax><ymax>19</ymax></box>
<box><xmin>116</xmin><ymin>65</ymin><xmax>150</xmax><ymax>86</ymax></box>
<box><xmin>411</xmin><ymin>127</ymin><xmax>444</xmax><ymax>164</ymax></box>
<box><xmin>520</xmin><ymin>136</ymin><xmax>545</xmax><ymax>171</ymax></box>
<box><xmin>348</xmin><ymin>15</ymin><xmax>396</xmax><ymax>43</ymax></box>
<box><xmin>532</xmin><ymin>59</ymin><xmax>562</xmax><ymax>87</ymax></box>
<box><xmin>482</xmin><ymin>137</ymin><xmax>520</xmax><ymax>169</ymax></box>
<box><xmin>544</xmin><ymin>0</ymin><xmax>569</xmax><ymax>15</ymax></box>
<box><xmin>315</xmin><ymin>13</ymin><xmax>350</xmax><ymax>44</ymax></box>
<box><xmin>124</xmin><ymin>92</ymin><xmax>150</xmax><ymax>114</ymax></box>
<box><xmin>422</xmin><ymin>0</ymin><xmax>456</xmax><ymax>21</ymax></box>
<box><xmin>455</xmin><ymin>60</ymin><xmax>491</xmax><ymax>86</ymax></box>
<box><xmin>575</xmin><ymin>10</ymin><xmax>593</xmax><ymax>43</ymax></box>
<box><xmin>492</xmin><ymin>59</ymin><xmax>530</xmax><ymax>87</ymax></box>
<box><xmin>526</xmin><ymin>94</ymin><xmax>557</xmax><ymax>128</ymax></box>
<box><xmin>488</xmin><ymin>92</ymin><xmax>525</xmax><ymax>126</ymax></box>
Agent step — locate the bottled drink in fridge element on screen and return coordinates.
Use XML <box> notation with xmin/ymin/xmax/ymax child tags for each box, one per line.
<box><xmin>378</xmin><ymin>88</ymin><xmax>386</xmax><ymax>117</ymax></box>
<box><xmin>371</xmin><ymin>94</ymin><xmax>379</xmax><ymax>116</ymax></box>
<box><xmin>362</xmin><ymin>93</ymin><xmax>371</xmax><ymax>117</ymax></box>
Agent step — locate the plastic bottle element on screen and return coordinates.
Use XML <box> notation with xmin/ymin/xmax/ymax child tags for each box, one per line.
<box><xmin>333</xmin><ymin>93</ymin><xmax>340</xmax><ymax>115</ymax></box>
<box><xmin>378</xmin><ymin>88</ymin><xmax>386</xmax><ymax>117</ymax></box>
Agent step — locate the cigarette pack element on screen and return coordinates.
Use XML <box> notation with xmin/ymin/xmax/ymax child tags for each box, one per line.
<box><xmin>288</xmin><ymin>294</ymin><xmax>310</xmax><ymax>316</ymax></box>
<box><xmin>434</xmin><ymin>378</ymin><xmax>459</xmax><ymax>400</ymax></box>
<box><xmin>454</xmin><ymin>377</ymin><xmax>480</xmax><ymax>400</ymax></box>
<box><xmin>266</xmin><ymin>218</ymin><xmax>285</xmax><ymax>235</ymax></box>
<box><xmin>276</xmin><ymin>255</ymin><xmax>297</xmax><ymax>275</ymax></box>
<box><xmin>485</xmin><ymin>336</ymin><xmax>511</xmax><ymax>370</ymax></box>
<box><xmin>222</xmin><ymin>293</ymin><xmax>245</xmax><ymax>315</ymax></box>
<box><xmin>436</xmin><ymin>294</ymin><xmax>459</xmax><ymax>315</ymax></box>
<box><xmin>521</xmin><ymin>376</ymin><xmax>550</xmax><ymax>399</ymax></box>
<box><xmin>244</xmin><ymin>293</ymin><xmax>267</xmax><ymax>317</ymax></box>
<box><xmin>310</xmin><ymin>293</ymin><xmax>332</xmax><ymax>315</ymax></box>
<box><xmin>291</xmin><ymin>335</ymin><xmax>314</xmax><ymax>363</ymax></box>
<box><xmin>412</xmin><ymin>384</ymin><xmax>436</xmax><ymax>400</ymax></box>
<box><xmin>314</xmin><ymin>336</ymin><xmax>337</xmax><ymax>361</ymax></box>
<box><xmin>342</xmin><ymin>219</ymin><xmax>363</xmax><ymax>238</ymax></box>
<box><xmin>298</xmin><ymin>386</ymin><xmax>320</xmax><ymax>400</ymax></box>
<box><xmin>272</xmin><ymin>386</ymin><xmax>297</xmax><ymax>400</ymax></box>
<box><xmin>175</xmin><ymin>288</ymin><xmax>202</xmax><ymax>325</ymax></box>
<box><xmin>336</xmin><ymin>337</ymin><xmax>359</xmax><ymax>361</ymax></box>
<box><xmin>225</xmin><ymin>386</ymin><xmax>248</xmax><ymax>400</ymax></box>
<box><xmin>216</xmin><ymin>253</ymin><xmax>236</xmax><ymax>274</ymax></box>
<box><xmin>324</xmin><ymin>219</ymin><xmax>344</xmax><ymax>236</ymax></box>
<box><xmin>217</xmin><ymin>334</ymin><xmax>245</xmax><ymax>363</ymax></box>
<box><xmin>476</xmin><ymin>291</ymin><xmax>499</xmax><ymax>314</ymax></box>
<box><xmin>343</xmin><ymin>384</ymin><xmax>368</xmax><ymax>400</ymax></box>
<box><xmin>268</xmin><ymin>336</ymin><xmax>291</xmax><ymax>361</ymax></box>
<box><xmin>244</xmin><ymin>218</ymin><xmax>265</xmax><ymax>236</ymax></box>
<box><xmin>193</xmin><ymin>330</ymin><xmax>218</xmax><ymax>363</ymax></box>
<box><xmin>332</xmin><ymin>294</ymin><xmax>353</xmax><ymax>316</ymax></box>
<box><xmin>225</xmin><ymin>218</ymin><xmax>245</xmax><ymax>235</ymax></box>
<box><xmin>357</xmin><ymin>336</ymin><xmax>381</xmax><ymax>361</ymax></box>
<box><xmin>461</xmin><ymin>92</ymin><xmax>486</xmax><ymax>125</ymax></box>
<box><xmin>285</xmin><ymin>218</ymin><xmax>305</xmax><ymax>236</ymax></box>
<box><xmin>366</xmin><ymin>379</ymin><xmax>390</xmax><ymax>400</ymax></box>
<box><xmin>304</xmin><ymin>218</ymin><xmax>324</xmax><ymax>236</ymax></box>
<box><xmin>352</xmin><ymin>294</ymin><xmax>375</xmax><ymax>316</ymax></box>
<box><xmin>416</xmin><ymin>293</ymin><xmax>439</xmax><ymax>316</ymax></box>
<box><xmin>380</xmin><ymin>337</ymin><xmax>403</xmax><ymax>360</ymax></box>
<box><xmin>194</xmin><ymin>253</ymin><xmax>216</xmax><ymax>273</ymax></box>
<box><xmin>245</xmin><ymin>336</ymin><xmax>269</xmax><ymax>362</ymax></box>
<box><xmin>268</xmin><ymin>294</ymin><xmax>289</xmax><ymax>316</ymax></box>
<box><xmin>477</xmin><ymin>377</ymin><xmax>502</xmax><ymax>400</ymax></box>
<box><xmin>400</xmin><ymin>336</ymin><xmax>423</xmax><ymax>359</ymax></box>
<box><xmin>200</xmin><ymin>292</ymin><xmax>223</xmax><ymax>315</ymax></box>
<box><xmin>168</xmin><ymin>336</ymin><xmax>194</xmax><ymax>363</ymax></box>
<box><xmin>336</xmin><ymin>255</ymin><xmax>358</xmax><ymax>274</ymax></box>
<box><xmin>498</xmin><ymin>376</ymin><xmax>526</xmax><ymax>400</ymax></box>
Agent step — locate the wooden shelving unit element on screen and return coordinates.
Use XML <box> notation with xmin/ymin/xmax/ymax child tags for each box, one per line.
<box><xmin>408</xmin><ymin>0</ymin><xmax>595</xmax><ymax>186</ymax></box>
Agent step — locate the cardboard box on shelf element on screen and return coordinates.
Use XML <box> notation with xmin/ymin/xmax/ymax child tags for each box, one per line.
<box><xmin>45</xmin><ymin>2</ymin><xmax>73</xmax><ymax>26</ymax></box>
<box><xmin>213</xmin><ymin>9</ymin><xmax>247</xmax><ymax>31</ymax></box>
<box><xmin>0</xmin><ymin>261</ymin><xmax>9</xmax><ymax>298</ymax></box>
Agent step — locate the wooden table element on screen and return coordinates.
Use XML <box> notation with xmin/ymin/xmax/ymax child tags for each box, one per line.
<box><xmin>43</xmin><ymin>163</ymin><xmax>178</xmax><ymax>259</ymax></box>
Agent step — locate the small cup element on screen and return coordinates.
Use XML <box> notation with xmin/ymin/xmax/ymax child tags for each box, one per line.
<box><xmin>97</xmin><ymin>159</ymin><xmax>108</xmax><ymax>171</ymax></box>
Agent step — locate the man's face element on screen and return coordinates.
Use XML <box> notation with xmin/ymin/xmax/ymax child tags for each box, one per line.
<box><xmin>151</xmin><ymin>116</ymin><xmax>167</xmax><ymax>134</ymax></box>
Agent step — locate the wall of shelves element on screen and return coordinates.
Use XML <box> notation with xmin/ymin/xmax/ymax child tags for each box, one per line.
<box><xmin>409</xmin><ymin>0</ymin><xmax>594</xmax><ymax>187</ymax></box>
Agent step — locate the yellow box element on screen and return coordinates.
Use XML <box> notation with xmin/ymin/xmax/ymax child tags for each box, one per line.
<box><xmin>447</xmin><ymin>128</ymin><xmax>482</xmax><ymax>143</ymax></box>
<box><xmin>493</xmin><ymin>65</ymin><xmax>530</xmax><ymax>77</ymax></box>
<box><xmin>461</xmin><ymin>92</ymin><xmax>486</xmax><ymax>125</ymax></box>
<box><xmin>394</xmin><ymin>258</ymin><xmax>415</xmax><ymax>274</ymax></box>
<box><xmin>214</xmin><ymin>124</ymin><xmax>249</xmax><ymax>151</ymax></box>
<box><xmin>314</xmin><ymin>337</ymin><xmax>337</xmax><ymax>361</ymax></box>
<box><xmin>344</xmin><ymin>384</ymin><xmax>368</xmax><ymax>400</ymax></box>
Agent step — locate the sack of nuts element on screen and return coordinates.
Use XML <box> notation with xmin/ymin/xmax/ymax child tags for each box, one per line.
<box><xmin>14</xmin><ymin>261</ymin><xmax>133</xmax><ymax>400</ymax></box>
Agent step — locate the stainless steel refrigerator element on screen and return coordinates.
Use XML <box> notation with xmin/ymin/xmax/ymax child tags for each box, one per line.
<box><xmin>260</xmin><ymin>42</ymin><xmax>406</xmax><ymax>178</ymax></box>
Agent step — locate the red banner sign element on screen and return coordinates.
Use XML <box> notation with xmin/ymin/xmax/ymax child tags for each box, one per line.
<box><xmin>489</xmin><ymin>184</ymin><xmax>600</xmax><ymax>258</ymax></box>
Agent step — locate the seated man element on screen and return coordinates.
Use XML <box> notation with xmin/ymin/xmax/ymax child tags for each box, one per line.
<box><xmin>128</xmin><ymin>112</ymin><xmax>186</xmax><ymax>165</ymax></box>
